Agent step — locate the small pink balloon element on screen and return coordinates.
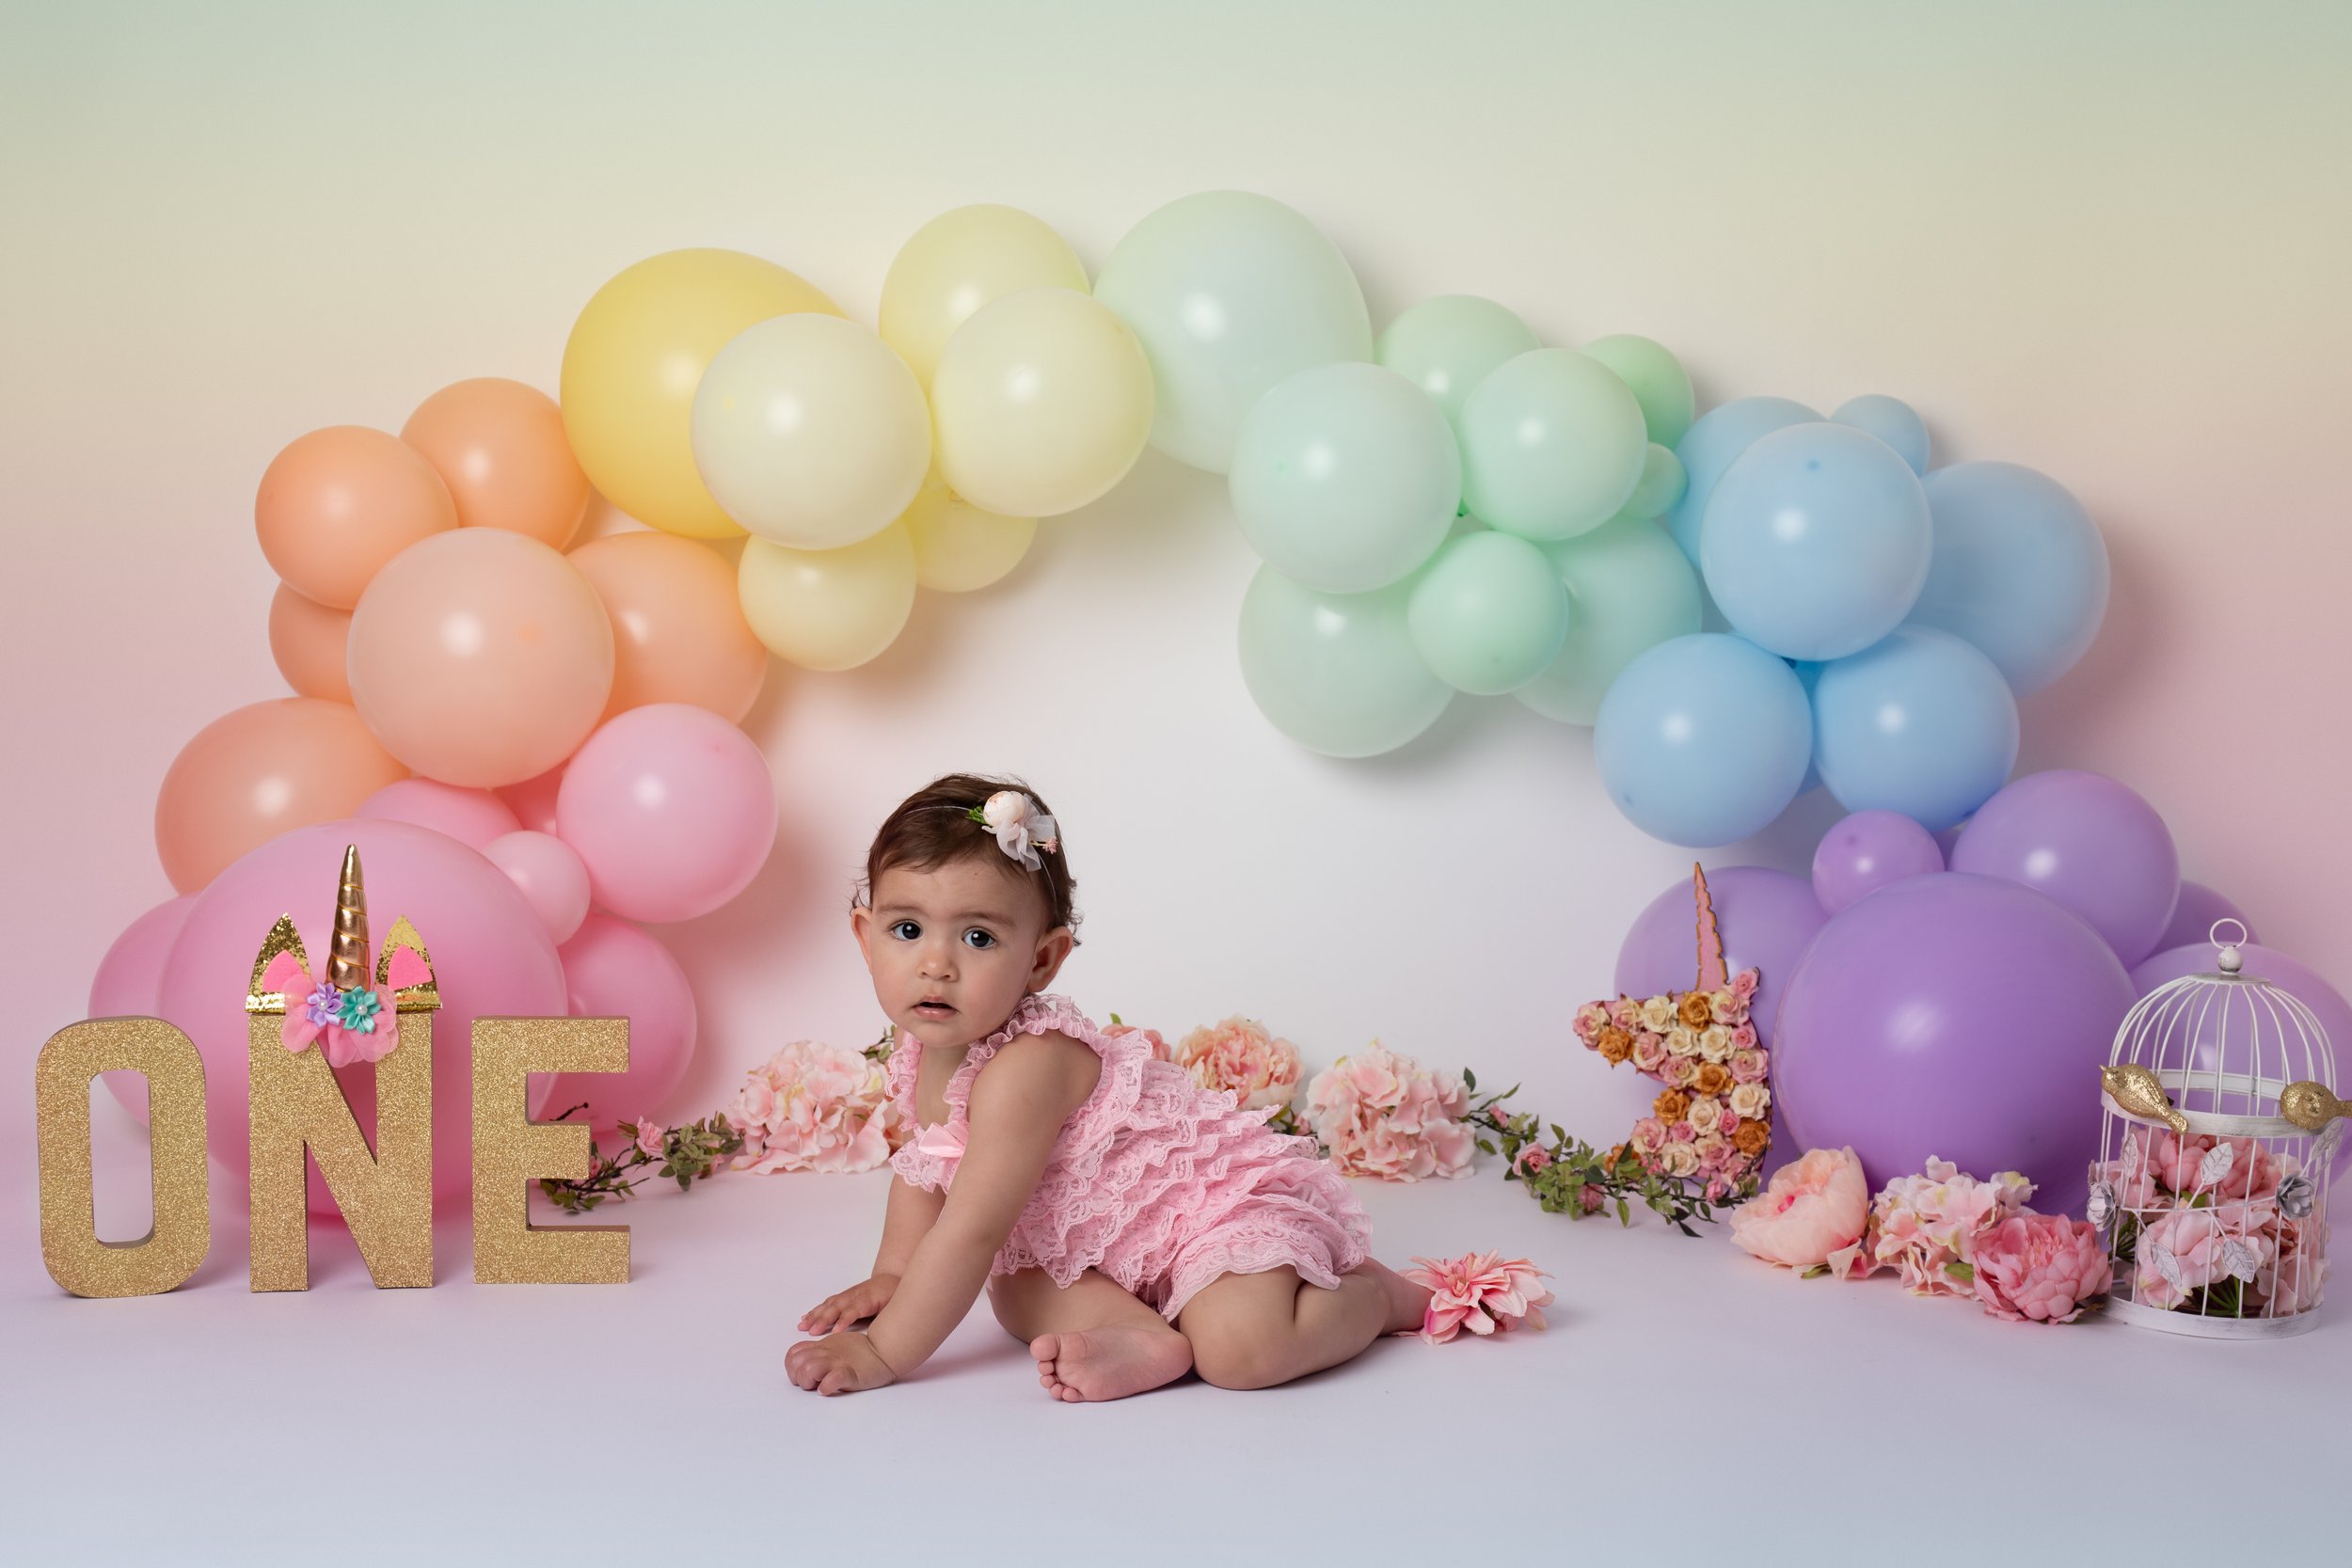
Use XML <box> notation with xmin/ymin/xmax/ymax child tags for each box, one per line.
<box><xmin>154</xmin><ymin>819</ymin><xmax>566</xmax><ymax>1213</ymax></box>
<box><xmin>558</xmin><ymin>704</ymin><xmax>777</xmax><ymax>924</ymax></box>
<box><xmin>485</xmin><ymin>830</ymin><xmax>591</xmax><ymax>944</ymax></box>
<box><xmin>498</xmin><ymin>764</ymin><xmax>566</xmax><ymax>836</ymax></box>
<box><xmin>532</xmin><ymin>914</ymin><xmax>698</xmax><ymax>1132</ymax></box>
<box><xmin>357</xmin><ymin>777</ymin><xmax>521</xmax><ymax>850</ymax></box>
<box><xmin>89</xmin><ymin>894</ymin><xmax>199</xmax><ymax>1126</ymax></box>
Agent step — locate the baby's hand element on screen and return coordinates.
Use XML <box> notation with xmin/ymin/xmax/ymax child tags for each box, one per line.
<box><xmin>786</xmin><ymin>1331</ymin><xmax>898</xmax><ymax>1397</ymax></box>
<box><xmin>799</xmin><ymin>1273</ymin><xmax>899</xmax><ymax>1334</ymax></box>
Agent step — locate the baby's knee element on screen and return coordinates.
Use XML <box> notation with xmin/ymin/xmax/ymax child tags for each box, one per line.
<box><xmin>1186</xmin><ymin>1324</ymin><xmax>1287</xmax><ymax>1390</ymax></box>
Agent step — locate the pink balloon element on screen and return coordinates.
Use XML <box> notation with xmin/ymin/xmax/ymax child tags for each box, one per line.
<box><xmin>557</xmin><ymin>704</ymin><xmax>777</xmax><ymax>923</ymax></box>
<box><xmin>357</xmin><ymin>777</ymin><xmax>521</xmax><ymax>850</ymax></box>
<box><xmin>498</xmin><ymin>764</ymin><xmax>565</xmax><ymax>836</ymax></box>
<box><xmin>89</xmin><ymin>894</ymin><xmax>199</xmax><ymax>1126</ymax></box>
<box><xmin>533</xmin><ymin>914</ymin><xmax>698</xmax><ymax>1132</ymax></box>
<box><xmin>485</xmin><ymin>831</ymin><xmax>591</xmax><ymax>944</ymax></box>
<box><xmin>153</xmin><ymin>819</ymin><xmax>566</xmax><ymax>1213</ymax></box>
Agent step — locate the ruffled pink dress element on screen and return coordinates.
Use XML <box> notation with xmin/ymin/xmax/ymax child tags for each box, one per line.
<box><xmin>885</xmin><ymin>991</ymin><xmax>1373</xmax><ymax>1322</ymax></box>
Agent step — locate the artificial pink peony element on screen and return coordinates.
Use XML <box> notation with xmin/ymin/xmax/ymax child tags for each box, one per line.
<box><xmin>1971</xmin><ymin>1213</ymin><xmax>2111</xmax><ymax>1323</ymax></box>
<box><xmin>727</xmin><ymin>1038</ymin><xmax>904</xmax><ymax>1175</ymax></box>
<box><xmin>2133</xmin><ymin>1202</ymin><xmax>2277</xmax><ymax>1309</ymax></box>
<box><xmin>2255</xmin><ymin>1215</ymin><xmax>2328</xmax><ymax>1316</ymax></box>
<box><xmin>1174</xmin><ymin>1015</ymin><xmax>1303</xmax><ymax>1112</ymax></box>
<box><xmin>633</xmin><ymin>1120</ymin><xmax>666</xmax><ymax>1159</ymax></box>
<box><xmin>2146</xmin><ymin>1129</ymin><xmax>2284</xmax><ymax>1201</ymax></box>
<box><xmin>1104</xmin><ymin>1016</ymin><xmax>1173</xmax><ymax>1064</ymax></box>
<box><xmin>1306</xmin><ymin>1041</ymin><xmax>1474</xmax><ymax>1181</ymax></box>
<box><xmin>1400</xmin><ymin>1251</ymin><xmax>1554</xmax><ymax>1343</ymax></box>
<box><xmin>1727</xmin><ymin>1147</ymin><xmax>1868</xmax><ymax>1269</ymax></box>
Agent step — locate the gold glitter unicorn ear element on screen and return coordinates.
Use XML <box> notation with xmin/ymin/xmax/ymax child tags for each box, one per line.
<box><xmin>328</xmin><ymin>845</ymin><xmax>370</xmax><ymax>990</ymax></box>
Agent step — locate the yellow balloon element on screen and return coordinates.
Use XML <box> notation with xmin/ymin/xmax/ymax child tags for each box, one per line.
<box><xmin>880</xmin><ymin>205</ymin><xmax>1089</xmax><ymax>386</ymax></box>
<box><xmin>930</xmin><ymin>287</ymin><xmax>1154</xmax><ymax>519</ymax></box>
<box><xmin>737</xmin><ymin>523</ymin><xmax>916</xmax><ymax>672</ymax></box>
<box><xmin>561</xmin><ymin>249</ymin><xmax>838</xmax><ymax>540</ymax></box>
<box><xmin>902</xmin><ymin>477</ymin><xmax>1037</xmax><ymax>593</ymax></box>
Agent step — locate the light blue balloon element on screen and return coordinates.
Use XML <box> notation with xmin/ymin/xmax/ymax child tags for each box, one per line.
<box><xmin>1701</xmin><ymin>422</ymin><xmax>1932</xmax><ymax>661</ymax></box>
<box><xmin>1666</xmin><ymin>395</ymin><xmax>1820</xmax><ymax>567</ymax></box>
<box><xmin>1906</xmin><ymin>461</ymin><xmax>2110</xmax><ymax>695</ymax></box>
<box><xmin>1594</xmin><ymin>633</ymin><xmax>1813</xmax><ymax>847</ymax></box>
<box><xmin>1229</xmin><ymin>362</ymin><xmax>1460</xmax><ymax>594</ymax></box>
<box><xmin>1406</xmin><ymin>531</ymin><xmax>1568</xmax><ymax>695</ymax></box>
<box><xmin>1095</xmin><ymin>191</ymin><xmax>1372</xmax><ymax>475</ymax></box>
<box><xmin>1457</xmin><ymin>349</ymin><xmax>1648</xmax><ymax>542</ymax></box>
<box><xmin>1812</xmin><ymin>626</ymin><xmax>2019</xmax><ymax>832</ymax></box>
<box><xmin>1375</xmin><ymin>295</ymin><xmax>1540</xmax><ymax>429</ymax></box>
<box><xmin>1517</xmin><ymin>516</ymin><xmax>1703</xmax><ymax>725</ymax></box>
<box><xmin>1833</xmin><ymin>394</ymin><xmax>1931</xmax><ymax>475</ymax></box>
<box><xmin>1237</xmin><ymin>564</ymin><xmax>1453</xmax><ymax>757</ymax></box>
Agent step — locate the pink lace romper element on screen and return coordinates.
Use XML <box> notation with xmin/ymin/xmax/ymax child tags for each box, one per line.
<box><xmin>885</xmin><ymin>991</ymin><xmax>1373</xmax><ymax>1322</ymax></box>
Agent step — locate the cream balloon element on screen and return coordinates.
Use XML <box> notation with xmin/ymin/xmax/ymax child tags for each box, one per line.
<box><xmin>930</xmin><ymin>287</ymin><xmax>1153</xmax><ymax>519</ymax></box>
<box><xmin>880</xmin><ymin>205</ymin><xmax>1089</xmax><ymax>386</ymax></box>
<box><xmin>737</xmin><ymin>523</ymin><xmax>917</xmax><ymax>672</ymax></box>
<box><xmin>691</xmin><ymin>314</ymin><xmax>933</xmax><ymax>551</ymax></box>
<box><xmin>902</xmin><ymin>478</ymin><xmax>1036</xmax><ymax>593</ymax></box>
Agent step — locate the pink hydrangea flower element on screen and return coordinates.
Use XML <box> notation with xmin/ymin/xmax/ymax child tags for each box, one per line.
<box><xmin>1728</xmin><ymin>1147</ymin><xmax>1868</xmax><ymax>1269</ymax></box>
<box><xmin>1971</xmin><ymin>1213</ymin><xmax>2112</xmax><ymax>1323</ymax></box>
<box><xmin>1175</xmin><ymin>1016</ymin><xmax>1303</xmax><ymax>1113</ymax></box>
<box><xmin>1401</xmin><ymin>1251</ymin><xmax>1555</xmax><ymax>1343</ymax></box>
<box><xmin>1842</xmin><ymin>1157</ymin><xmax>2034</xmax><ymax>1296</ymax></box>
<box><xmin>727</xmin><ymin>1039</ymin><xmax>903</xmax><ymax>1175</ymax></box>
<box><xmin>1305</xmin><ymin>1041</ymin><xmax>1474</xmax><ymax>1181</ymax></box>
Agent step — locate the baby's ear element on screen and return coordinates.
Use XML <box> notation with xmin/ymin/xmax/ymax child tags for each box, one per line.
<box><xmin>1029</xmin><ymin>925</ymin><xmax>1075</xmax><ymax>989</ymax></box>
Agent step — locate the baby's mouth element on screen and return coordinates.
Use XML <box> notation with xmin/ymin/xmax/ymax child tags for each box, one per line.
<box><xmin>913</xmin><ymin>999</ymin><xmax>957</xmax><ymax>1019</ymax></box>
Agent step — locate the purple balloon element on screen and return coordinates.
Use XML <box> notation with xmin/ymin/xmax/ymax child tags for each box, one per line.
<box><xmin>1811</xmin><ymin>810</ymin><xmax>1944</xmax><ymax>915</ymax></box>
<box><xmin>1615</xmin><ymin>865</ymin><xmax>1828</xmax><ymax>1050</ymax></box>
<box><xmin>2153</xmin><ymin>880</ymin><xmax>2255</xmax><ymax>956</ymax></box>
<box><xmin>2128</xmin><ymin>941</ymin><xmax>2351</xmax><ymax>1180</ymax></box>
<box><xmin>1949</xmin><ymin>769</ymin><xmax>2180</xmax><ymax>968</ymax></box>
<box><xmin>1775</xmin><ymin>873</ymin><xmax>2136</xmax><ymax>1212</ymax></box>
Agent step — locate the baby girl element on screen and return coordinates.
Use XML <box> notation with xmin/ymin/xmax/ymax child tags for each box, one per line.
<box><xmin>786</xmin><ymin>773</ymin><xmax>1436</xmax><ymax>1400</ymax></box>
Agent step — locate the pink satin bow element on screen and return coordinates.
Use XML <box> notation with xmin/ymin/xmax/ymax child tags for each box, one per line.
<box><xmin>260</xmin><ymin>947</ymin><xmax>431</xmax><ymax>1069</ymax></box>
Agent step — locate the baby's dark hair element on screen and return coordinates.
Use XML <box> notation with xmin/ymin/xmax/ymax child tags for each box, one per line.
<box><xmin>855</xmin><ymin>773</ymin><xmax>1081</xmax><ymax>942</ymax></box>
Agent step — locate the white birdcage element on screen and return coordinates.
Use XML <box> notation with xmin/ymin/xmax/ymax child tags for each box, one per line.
<box><xmin>2092</xmin><ymin>921</ymin><xmax>2339</xmax><ymax>1338</ymax></box>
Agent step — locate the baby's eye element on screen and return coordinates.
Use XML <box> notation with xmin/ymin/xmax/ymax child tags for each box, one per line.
<box><xmin>889</xmin><ymin>920</ymin><xmax>921</xmax><ymax>942</ymax></box>
<box><xmin>962</xmin><ymin>928</ymin><xmax>997</xmax><ymax>950</ymax></box>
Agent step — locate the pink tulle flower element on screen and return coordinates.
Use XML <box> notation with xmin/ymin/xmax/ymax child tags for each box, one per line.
<box><xmin>1971</xmin><ymin>1213</ymin><xmax>2112</xmax><ymax>1323</ymax></box>
<box><xmin>1174</xmin><ymin>1016</ymin><xmax>1303</xmax><ymax>1113</ymax></box>
<box><xmin>1401</xmin><ymin>1251</ymin><xmax>1555</xmax><ymax>1343</ymax></box>
<box><xmin>1305</xmin><ymin>1041</ymin><xmax>1473</xmax><ymax>1181</ymax></box>
<box><xmin>1727</xmin><ymin>1147</ymin><xmax>1869</xmax><ymax>1269</ymax></box>
<box><xmin>727</xmin><ymin>1039</ymin><xmax>904</xmax><ymax>1175</ymax></box>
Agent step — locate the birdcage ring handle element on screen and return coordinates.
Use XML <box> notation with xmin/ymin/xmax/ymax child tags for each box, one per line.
<box><xmin>2209</xmin><ymin>918</ymin><xmax>2249</xmax><ymax>949</ymax></box>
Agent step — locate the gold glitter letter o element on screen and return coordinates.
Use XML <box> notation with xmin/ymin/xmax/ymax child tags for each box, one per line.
<box><xmin>36</xmin><ymin>1019</ymin><xmax>213</xmax><ymax>1298</ymax></box>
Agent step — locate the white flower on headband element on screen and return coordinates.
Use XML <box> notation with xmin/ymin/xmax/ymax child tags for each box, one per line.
<box><xmin>970</xmin><ymin>790</ymin><xmax>1057</xmax><ymax>871</ymax></box>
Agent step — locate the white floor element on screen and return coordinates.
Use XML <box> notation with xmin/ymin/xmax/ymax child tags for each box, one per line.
<box><xmin>7</xmin><ymin>1138</ymin><xmax>2348</xmax><ymax>1566</ymax></box>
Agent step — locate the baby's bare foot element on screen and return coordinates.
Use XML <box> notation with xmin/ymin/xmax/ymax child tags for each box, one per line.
<box><xmin>1029</xmin><ymin>1326</ymin><xmax>1194</xmax><ymax>1402</ymax></box>
<box><xmin>1361</xmin><ymin>1258</ymin><xmax>1436</xmax><ymax>1335</ymax></box>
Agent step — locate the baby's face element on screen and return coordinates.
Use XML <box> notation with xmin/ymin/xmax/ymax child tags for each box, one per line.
<box><xmin>852</xmin><ymin>856</ymin><xmax>1070</xmax><ymax>1050</ymax></box>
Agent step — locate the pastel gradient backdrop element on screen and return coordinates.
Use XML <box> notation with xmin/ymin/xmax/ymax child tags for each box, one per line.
<box><xmin>4</xmin><ymin>6</ymin><xmax>2349</xmax><ymax>1560</ymax></box>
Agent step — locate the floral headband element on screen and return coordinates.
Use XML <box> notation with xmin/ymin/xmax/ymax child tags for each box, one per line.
<box><xmin>967</xmin><ymin>789</ymin><xmax>1058</xmax><ymax>872</ymax></box>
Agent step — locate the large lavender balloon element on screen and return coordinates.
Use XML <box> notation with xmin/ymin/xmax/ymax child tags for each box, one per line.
<box><xmin>1949</xmin><ymin>769</ymin><xmax>2180</xmax><ymax>968</ymax></box>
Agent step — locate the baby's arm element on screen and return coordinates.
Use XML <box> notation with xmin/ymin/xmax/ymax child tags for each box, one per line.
<box><xmin>861</xmin><ymin>1034</ymin><xmax>1098</xmax><ymax>1377</ymax></box>
<box><xmin>798</xmin><ymin>1174</ymin><xmax>943</xmax><ymax>1335</ymax></box>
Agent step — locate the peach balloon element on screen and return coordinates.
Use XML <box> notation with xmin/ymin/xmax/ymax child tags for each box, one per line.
<box><xmin>401</xmin><ymin>377</ymin><xmax>592</xmax><ymax>548</ymax></box>
<box><xmin>254</xmin><ymin>425</ymin><xmax>458</xmax><ymax>609</ymax></box>
<box><xmin>346</xmin><ymin>529</ymin><xmax>614</xmax><ymax>788</ymax></box>
<box><xmin>569</xmin><ymin>531</ymin><xmax>768</xmax><ymax>722</ymax></box>
<box><xmin>267</xmin><ymin>582</ymin><xmax>353</xmax><ymax>701</ymax></box>
<box><xmin>153</xmin><ymin>698</ymin><xmax>408</xmax><ymax>893</ymax></box>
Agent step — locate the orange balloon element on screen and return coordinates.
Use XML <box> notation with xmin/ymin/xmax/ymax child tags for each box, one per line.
<box><xmin>154</xmin><ymin>698</ymin><xmax>408</xmax><ymax>893</ymax></box>
<box><xmin>569</xmin><ymin>532</ymin><xmax>768</xmax><ymax>723</ymax></box>
<box><xmin>254</xmin><ymin>426</ymin><xmax>458</xmax><ymax>610</ymax></box>
<box><xmin>347</xmin><ymin>529</ymin><xmax>614</xmax><ymax>788</ymax></box>
<box><xmin>266</xmin><ymin>583</ymin><xmax>353</xmax><ymax>702</ymax></box>
<box><xmin>401</xmin><ymin>377</ymin><xmax>592</xmax><ymax>549</ymax></box>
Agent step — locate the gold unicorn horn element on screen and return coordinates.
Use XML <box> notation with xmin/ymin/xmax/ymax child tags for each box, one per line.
<box><xmin>328</xmin><ymin>844</ymin><xmax>369</xmax><ymax>990</ymax></box>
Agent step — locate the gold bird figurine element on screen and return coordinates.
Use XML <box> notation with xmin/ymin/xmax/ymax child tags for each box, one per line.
<box><xmin>2278</xmin><ymin>1080</ymin><xmax>2351</xmax><ymax>1133</ymax></box>
<box><xmin>2101</xmin><ymin>1064</ymin><xmax>2189</xmax><ymax>1132</ymax></box>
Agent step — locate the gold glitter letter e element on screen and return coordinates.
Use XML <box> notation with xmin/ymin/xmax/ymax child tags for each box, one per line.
<box><xmin>471</xmin><ymin>1019</ymin><xmax>630</xmax><ymax>1284</ymax></box>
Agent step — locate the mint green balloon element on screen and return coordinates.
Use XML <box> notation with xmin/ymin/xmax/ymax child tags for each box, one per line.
<box><xmin>1237</xmin><ymin>565</ymin><xmax>1453</xmax><ymax>756</ymax></box>
<box><xmin>1375</xmin><ymin>295</ymin><xmax>1541</xmax><ymax>428</ymax></box>
<box><xmin>1406</xmin><ymin>531</ymin><xmax>1568</xmax><ymax>695</ymax></box>
<box><xmin>1618</xmin><ymin>443</ymin><xmax>1688</xmax><ymax>520</ymax></box>
<box><xmin>1229</xmin><ymin>362</ymin><xmax>1460</xmax><ymax>593</ymax></box>
<box><xmin>1094</xmin><ymin>191</ymin><xmax>1372</xmax><ymax>475</ymax></box>
<box><xmin>1515</xmin><ymin>516</ymin><xmax>1705</xmax><ymax>725</ymax></box>
<box><xmin>1581</xmin><ymin>333</ymin><xmax>1696</xmax><ymax>448</ymax></box>
<box><xmin>1458</xmin><ymin>349</ymin><xmax>1648</xmax><ymax>542</ymax></box>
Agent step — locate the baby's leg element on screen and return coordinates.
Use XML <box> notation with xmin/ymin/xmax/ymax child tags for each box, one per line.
<box><xmin>986</xmin><ymin>1267</ymin><xmax>1194</xmax><ymax>1403</ymax></box>
<box><xmin>1179</xmin><ymin>1259</ymin><xmax>1432</xmax><ymax>1390</ymax></box>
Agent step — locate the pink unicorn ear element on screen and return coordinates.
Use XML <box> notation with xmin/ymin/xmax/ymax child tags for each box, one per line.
<box><xmin>383</xmin><ymin>947</ymin><xmax>432</xmax><ymax>992</ymax></box>
<box><xmin>261</xmin><ymin>950</ymin><xmax>312</xmax><ymax>995</ymax></box>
